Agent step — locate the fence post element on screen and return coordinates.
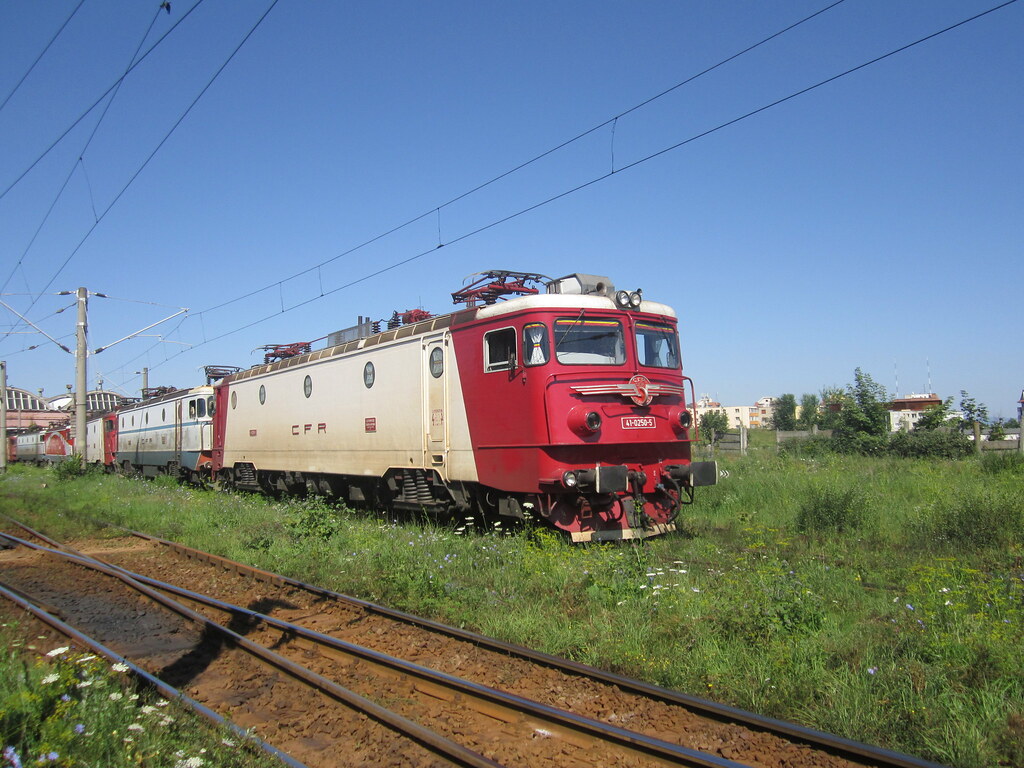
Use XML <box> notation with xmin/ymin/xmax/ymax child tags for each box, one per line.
<box><xmin>740</xmin><ymin>425</ymin><xmax>748</xmax><ymax>455</ymax></box>
<box><xmin>973</xmin><ymin>422</ymin><xmax>982</xmax><ymax>454</ymax></box>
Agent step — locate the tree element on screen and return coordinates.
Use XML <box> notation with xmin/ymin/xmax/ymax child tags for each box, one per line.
<box><xmin>817</xmin><ymin>387</ymin><xmax>848</xmax><ymax>430</ymax></box>
<box><xmin>699</xmin><ymin>411</ymin><xmax>729</xmax><ymax>444</ymax></box>
<box><xmin>958</xmin><ymin>390</ymin><xmax>989</xmax><ymax>433</ymax></box>
<box><xmin>989</xmin><ymin>418</ymin><xmax>1006</xmax><ymax>441</ymax></box>
<box><xmin>915</xmin><ymin>397</ymin><xmax>953</xmax><ymax>431</ymax></box>
<box><xmin>797</xmin><ymin>393</ymin><xmax>820</xmax><ymax>430</ymax></box>
<box><xmin>831</xmin><ymin>369</ymin><xmax>890</xmax><ymax>454</ymax></box>
<box><xmin>770</xmin><ymin>394</ymin><xmax>797</xmax><ymax>431</ymax></box>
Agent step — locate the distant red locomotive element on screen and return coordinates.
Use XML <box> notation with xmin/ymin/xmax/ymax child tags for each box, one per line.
<box><xmin>211</xmin><ymin>271</ymin><xmax>716</xmax><ymax>541</ymax></box>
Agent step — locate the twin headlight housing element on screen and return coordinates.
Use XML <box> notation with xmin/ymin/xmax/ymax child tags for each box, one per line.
<box><xmin>614</xmin><ymin>289</ymin><xmax>643</xmax><ymax>310</ymax></box>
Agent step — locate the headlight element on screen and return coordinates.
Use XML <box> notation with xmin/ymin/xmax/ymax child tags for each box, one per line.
<box><xmin>561</xmin><ymin>471</ymin><xmax>578</xmax><ymax>488</ymax></box>
<box><xmin>568</xmin><ymin>407</ymin><xmax>602</xmax><ymax>436</ymax></box>
<box><xmin>628</xmin><ymin>290</ymin><xmax>642</xmax><ymax>309</ymax></box>
<box><xmin>669</xmin><ymin>407</ymin><xmax>692</xmax><ymax>433</ymax></box>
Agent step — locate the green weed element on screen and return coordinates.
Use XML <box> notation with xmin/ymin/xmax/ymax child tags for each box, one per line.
<box><xmin>795</xmin><ymin>482</ymin><xmax>866</xmax><ymax>534</ymax></box>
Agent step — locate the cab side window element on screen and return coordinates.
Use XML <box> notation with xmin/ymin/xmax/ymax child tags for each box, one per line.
<box><xmin>484</xmin><ymin>328</ymin><xmax>517</xmax><ymax>372</ymax></box>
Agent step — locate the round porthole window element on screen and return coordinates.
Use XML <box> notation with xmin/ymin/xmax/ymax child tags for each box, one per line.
<box><xmin>429</xmin><ymin>347</ymin><xmax>444</xmax><ymax>378</ymax></box>
<box><xmin>303</xmin><ymin>375</ymin><xmax>312</xmax><ymax>398</ymax></box>
<box><xmin>363</xmin><ymin>361</ymin><xmax>375</xmax><ymax>389</ymax></box>
<box><xmin>231</xmin><ymin>391</ymin><xmax>237</xmax><ymax>409</ymax></box>
<box><xmin>161</xmin><ymin>408</ymin><xmax>166</xmax><ymax>421</ymax></box>
<box><xmin>259</xmin><ymin>385</ymin><xmax>266</xmax><ymax>405</ymax></box>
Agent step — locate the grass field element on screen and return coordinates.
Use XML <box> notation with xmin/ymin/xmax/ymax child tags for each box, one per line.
<box><xmin>1</xmin><ymin>448</ymin><xmax>1022</xmax><ymax>767</ymax></box>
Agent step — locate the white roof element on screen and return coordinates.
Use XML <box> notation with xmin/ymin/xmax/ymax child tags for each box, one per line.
<box><xmin>474</xmin><ymin>293</ymin><xmax>677</xmax><ymax>320</ymax></box>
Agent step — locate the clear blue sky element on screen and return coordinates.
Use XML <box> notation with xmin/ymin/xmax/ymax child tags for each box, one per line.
<box><xmin>1</xmin><ymin>1</ymin><xmax>1021</xmax><ymax>417</ymax></box>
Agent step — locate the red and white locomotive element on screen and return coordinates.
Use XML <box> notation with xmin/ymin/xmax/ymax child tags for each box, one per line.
<box><xmin>7</xmin><ymin>271</ymin><xmax>716</xmax><ymax>541</ymax></box>
<box><xmin>211</xmin><ymin>271</ymin><xmax>716</xmax><ymax>541</ymax></box>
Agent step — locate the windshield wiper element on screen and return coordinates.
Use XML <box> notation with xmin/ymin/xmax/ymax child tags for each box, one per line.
<box><xmin>555</xmin><ymin>309</ymin><xmax>585</xmax><ymax>350</ymax></box>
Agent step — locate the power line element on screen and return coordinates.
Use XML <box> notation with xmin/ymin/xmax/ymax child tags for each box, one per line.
<box><xmin>0</xmin><ymin>0</ymin><xmax>86</xmax><ymax>114</ymax></box>
<box><xmin>0</xmin><ymin>4</ymin><xmax>167</xmax><ymax>298</ymax></box>
<box><xmin>0</xmin><ymin>0</ymin><xmax>208</xmax><ymax>204</ymax></box>
<box><xmin>198</xmin><ymin>0</ymin><xmax>849</xmax><ymax>316</ymax></box>
<box><xmin>0</xmin><ymin>0</ymin><xmax>279</xmax><ymax>346</ymax></box>
<box><xmin>134</xmin><ymin>0</ymin><xmax>1017</xmax><ymax>377</ymax></box>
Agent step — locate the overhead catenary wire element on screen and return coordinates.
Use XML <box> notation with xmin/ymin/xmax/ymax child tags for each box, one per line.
<box><xmin>0</xmin><ymin>0</ymin><xmax>86</xmax><ymax>114</ymax></box>
<box><xmin>0</xmin><ymin>1</ymin><xmax>203</xmax><ymax>300</ymax></box>
<box><xmin>0</xmin><ymin>0</ymin><xmax>208</xmax><ymax>205</ymax></box>
<box><xmin>0</xmin><ymin>0</ymin><xmax>280</xmax><ymax>347</ymax></box>
<box><xmin>198</xmin><ymin>0</ymin><xmax>849</xmax><ymax>317</ymax></box>
<box><xmin>0</xmin><ymin>4</ymin><xmax>164</xmax><ymax>299</ymax></box>
<box><xmin>4</xmin><ymin>0</ymin><xmax>849</xmax><ymax>381</ymax></box>
<box><xmin>132</xmin><ymin>0</ymin><xmax>1017</xmax><ymax>377</ymax></box>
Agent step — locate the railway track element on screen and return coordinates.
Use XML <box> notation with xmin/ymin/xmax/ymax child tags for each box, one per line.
<box><xmin>0</xmin><ymin>516</ymin><xmax>947</xmax><ymax>768</ymax></box>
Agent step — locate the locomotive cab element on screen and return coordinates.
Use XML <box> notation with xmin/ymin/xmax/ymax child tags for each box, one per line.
<box><xmin>451</xmin><ymin>274</ymin><xmax>716</xmax><ymax>541</ymax></box>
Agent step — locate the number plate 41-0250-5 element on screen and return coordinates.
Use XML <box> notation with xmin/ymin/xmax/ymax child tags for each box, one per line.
<box><xmin>621</xmin><ymin>416</ymin><xmax>655</xmax><ymax>429</ymax></box>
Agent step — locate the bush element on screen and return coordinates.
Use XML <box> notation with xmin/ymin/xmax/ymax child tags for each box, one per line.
<box><xmin>51</xmin><ymin>455</ymin><xmax>83</xmax><ymax>481</ymax></box>
<box><xmin>795</xmin><ymin>483</ymin><xmax>866</xmax><ymax>533</ymax></box>
<box><xmin>830</xmin><ymin>431</ymin><xmax>888</xmax><ymax>456</ymax></box>
<box><xmin>778</xmin><ymin>435</ymin><xmax>833</xmax><ymax>458</ymax></box>
<box><xmin>889</xmin><ymin>430</ymin><xmax>972</xmax><ymax>459</ymax></box>
<box><xmin>285</xmin><ymin>497</ymin><xmax>342</xmax><ymax>541</ymax></box>
<box><xmin>980</xmin><ymin>451</ymin><xmax>1024</xmax><ymax>475</ymax></box>
<box><xmin>919</xmin><ymin>488</ymin><xmax>1023</xmax><ymax>549</ymax></box>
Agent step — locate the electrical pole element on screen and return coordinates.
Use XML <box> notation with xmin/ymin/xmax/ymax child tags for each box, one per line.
<box><xmin>1</xmin><ymin>361</ymin><xmax>7</xmax><ymax>474</ymax></box>
<box><xmin>75</xmin><ymin>287</ymin><xmax>88</xmax><ymax>461</ymax></box>
<box><xmin>138</xmin><ymin>367</ymin><xmax>149</xmax><ymax>398</ymax></box>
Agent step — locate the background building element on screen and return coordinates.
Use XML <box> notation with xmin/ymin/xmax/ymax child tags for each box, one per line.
<box><xmin>693</xmin><ymin>394</ymin><xmax>775</xmax><ymax>429</ymax></box>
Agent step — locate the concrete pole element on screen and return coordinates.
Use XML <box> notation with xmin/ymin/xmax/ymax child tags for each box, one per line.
<box><xmin>1019</xmin><ymin>392</ymin><xmax>1024</xmax><ymax>455</ymax></box>
<box><xmin>1</xmin><ymin>361</ymin><xmax>7</xmax><ymax>473</ymax></box>
<box><xmin>75</xmin><ymin>287</ymin><xmax>88</xmax><ymax>461</ymax></box>
<box><xmin>140</xmin><ymin>367</ymin><xmax>149</xmax><ymax>398</ymax></box>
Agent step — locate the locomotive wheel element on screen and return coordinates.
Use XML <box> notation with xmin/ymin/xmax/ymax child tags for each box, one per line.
<box><xmin>215</xmin><ymin>469</ymin><xmax>236</xmax><ymax>493</ymax></box>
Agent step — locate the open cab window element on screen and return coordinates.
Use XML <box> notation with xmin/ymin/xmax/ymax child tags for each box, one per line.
<box><xmin>484</xmin><ymin>328</ymin><xmax>517</xmax><ymax>372</ymax></box>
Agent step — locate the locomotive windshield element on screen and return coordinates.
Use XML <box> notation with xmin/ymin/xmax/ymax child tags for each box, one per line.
<box><xmin>554</xmin><ymin>317</ymin><xmax>625</xmax><ymax>365</ymax></box>
<box><xmin>635</xmin><ymin>321</ymin><xmax>680</xmax><ymax>369</ymax></box>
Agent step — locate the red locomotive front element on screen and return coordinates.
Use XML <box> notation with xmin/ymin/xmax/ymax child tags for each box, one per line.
<box><xmin>451</xmin><ymin>272</ymin><xmax>716</xmax><ymax>542</ymax></box>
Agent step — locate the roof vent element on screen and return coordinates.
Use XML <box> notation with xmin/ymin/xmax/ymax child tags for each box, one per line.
<box><xmin>546</xmin><ymin>274</ymin><xmax>615</xmax><ymax>298</ymax></box>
